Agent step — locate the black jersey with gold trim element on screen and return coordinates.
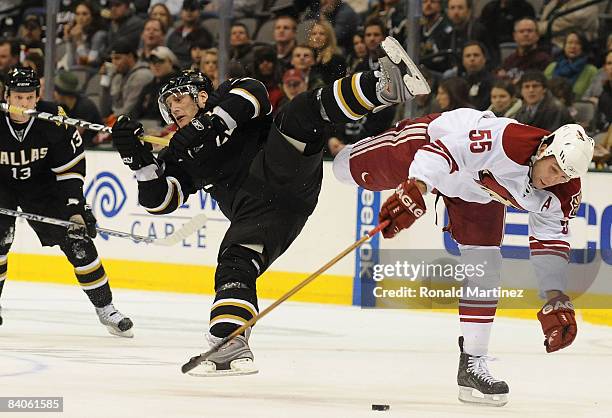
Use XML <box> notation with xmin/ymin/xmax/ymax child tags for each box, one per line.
<box><xmin>0</xmin><ymin>100</ymin><xmax>85</xmax><ymax>201</ymax></box>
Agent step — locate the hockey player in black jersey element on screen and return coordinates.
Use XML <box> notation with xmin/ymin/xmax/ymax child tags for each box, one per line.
<box><xmin>112</xmin><ymin>37</ymin><xmax>430</xmax><ymax>375</ymax></box>
<box><xmin>0</xmin><ymin>68</ymin><xmax>133</xmax><ymax>337</ymax></box>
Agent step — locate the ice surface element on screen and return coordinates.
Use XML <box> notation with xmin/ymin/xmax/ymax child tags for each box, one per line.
<box><xmin>1</xmin><ymin>282</ymin><xmax>611</xmax><ymax>418</ymax></box>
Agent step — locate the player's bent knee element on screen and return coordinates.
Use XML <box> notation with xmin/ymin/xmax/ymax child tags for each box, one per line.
<box><xmin>59</xmin><ymin>237</ymin><xmax>99</xmax><ymax>266</ymax></box>
<box><xmin>274</xmin><ymin>90</ymin><xmax>324</xmax><ymax>146</ymax></box>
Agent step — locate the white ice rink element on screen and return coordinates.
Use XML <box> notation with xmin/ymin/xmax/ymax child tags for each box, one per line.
<box><xmin>1</xmin><ymin>281</ymin><xmax>611</xmax><ymax>418</ymax></box>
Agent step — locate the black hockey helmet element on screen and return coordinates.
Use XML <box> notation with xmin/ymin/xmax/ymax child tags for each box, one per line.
<box><xmin>158</xmin><ymin>69</ymin><xmax>213</xmax><ymax>124</ymax></box>
<box><xmin>5</xmin><ymin>67</ymin><xmax>40</xmax><ymax>95</ymax></box>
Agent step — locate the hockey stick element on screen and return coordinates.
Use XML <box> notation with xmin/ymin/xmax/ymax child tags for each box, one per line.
<box><xmin>0</xmin><ymin>207</ymin><xmax>207</xmax><ymax>247</ymax></box>
<box><xmin>180</xmin><ymin>220</ymin><xmax>390</xmax><ymax>374</ymax></box>
<box><xmin>0</xmin><ymin>103</ymin><xmax>171</xmax><ymax>147</ymax></box>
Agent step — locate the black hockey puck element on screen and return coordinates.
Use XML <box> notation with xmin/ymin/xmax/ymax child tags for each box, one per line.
<box><xmin>371</xmin><ymin>404</ymin><xmax>390</xmax><ymax>411</ymax></box>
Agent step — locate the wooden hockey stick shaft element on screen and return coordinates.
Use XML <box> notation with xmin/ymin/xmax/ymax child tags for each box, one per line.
<box><xmin>181</xmin><ymin>220</ymin><xmax>390</xmax><ymax>374</ymax></box>
<box><xmin>0</xmin><ymin>103</ymin><xmax>170</xmax><ymax>147</ymax></box>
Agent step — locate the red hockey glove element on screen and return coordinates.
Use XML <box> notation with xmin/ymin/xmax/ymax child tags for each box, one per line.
<box><xmin>537</xmin><ymin>293</ymin><xmax>577</xmax><ymax>353</ymax></box>
<box><xmin>378</xmin><ymin>179</ymin><xmax>426</xmax><ymax>239</ymax></box>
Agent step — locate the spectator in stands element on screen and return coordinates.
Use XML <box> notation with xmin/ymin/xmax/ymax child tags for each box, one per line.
<box><xmin>62</xmin><ymin>0</ymin><xmax>107</xmax><ymax>69</ymax></box>
<box><xmin>594</xmin><ymin>50</ymin><xmax>612</xmax><ymax>130</ymax></box>
<box><xmin>544</xmin><ymin>31</ymin><xmax>598</xmax><ymax>100</ymax></box>
<box><xmin>488</xmin><ymin>79</ymin><xmax>522</xmax><ymax>118</ymax></box>
<box><xmin>17</xmin><ymin>15</ymin><xmax>44</xmax><ymax>51</ymax></box>
<box><xmin>419</xmin><ymin>0</ymin><xmax>454</xmax><ymax>75</ymax></box>
<box><xmin>290</xmin><ymin>44</ymin><xmax>324</xmax><ymax>90</ymax></box>
<box><xmin>278</xmin><ymin>69</ymin><xmax>307</xmax><ymax>111</ymax></box>
<box><xmin>0</xmin><ymin>38</ymin><xmax>19</xmax><ymax>96</ymax></box>
<box><xmin>104</xmin><ymin>39</ymin><xmax>154</xmax><ymax>123</ymax></box>
<box><xmin>367</xmin><ymin>0</ymin><xmax>407</xmax><ymax>41</ymax></box>
<box><xmin>150</xmin><ymin>1</ymin><xmax>182</xmax><ymax>17</ymax></box>
<box><xmin>307</xmin><ymin>20</ymin><xmax>346</xmax><ymax>85</ymax></box>
<box><xmin>53</xmin><ymin>69</ymin><xmax>103</xmax><ymax>147</ymax></box>
<box><xmin>250</xmin><ymin>46</ymin><xmax>284</xmax><ymax>111</ymax></box>
<box><xmin>585</xmin><ymin>49</ymin><xmax>612</xmax><ymax>103</ymax></box>
<box><xmin>306</xmin><ymin>0</ymin><xmax>361</xmax><ymax>54</ymax></box>
<box><xmin>435</xmin><ymin>76</ymin><xmax>473</xmax><ymax>111</ymax></box>
<box><xmin>22</xmin><ymin>51</ymin><xmax>45</xmax><ymax>97</ymax></box>
<box><xmin>538</xmin><ymin>0</ymin><xmax>599</xmax><ymax>51</ymax></box>
<box><xmin>133</xmin><ymin>46</ymin><xmax>178</xmax><ymax>124</ymax></box>
<box><xmin>478</xmin><ymin>0</ymin><xmax>535</xmax><ymax>46</ymax></box>
<box><xmin>166</xmin><ymin>0</ymin><xmax>213</xmax><ymax>69</ymax></box>
<box><xmin>200</xmin><ymin>48</ymin><xmax>219</xmax><ymax>88</ymax></box>
<box><xmin>498</xmin><ymin>17</ymin><xmax>552</xmax><ymax>84</ymax></box>
<box><xmin>548</xmin><ymin>76</ymin><xmax>576</xmax><ymax>109</ymax></box>
<box><xmin>446</xmin><ymin>0</ymin><xmax>498</xmax><ymax>68</ymax></box>
<box><xmin>346</xmin><ymin>32</ymin><xmax>367</xmax><ymax>76</ymax></box>
<box><xmin>140</xmin><ymin>18</ymin><xmax>167</xmax><ymax>61</ymax></box>
<box><xmin>514</xmin><ymin>70</ymin><xmax>573</xmax><ymax>131</ymax></box>
<box><xmin>149</xmin><ymin>3</ymin><xmax>174</xmax><ymax>37</ymax></box>
<box><xmin>229</xmin><ymin>22</ymin><xmax>255</xmax><ymax>73</ymax></box>
<box><xmin>459</xmin><ymin>41</ymin><xmax>493</xmax><ymax>110</ymax></box>
<box><xmin>354</xmin><ymin>17</ymin><xmax>386</xmax><ymax>73</ymax></box>
<box><xmin>106</xmin><ymin>0</ymin><xmax>145</xmax><ymax>60</ymax></box>
<box><xmin>274</xmin><ymin>15</ymin><xmax>298</xmax><ymax>74</ymax></box>
<box><xmin>189</xmin><ymin>38</ymin><xmax>210</xmax><ymax>70</ymax></box>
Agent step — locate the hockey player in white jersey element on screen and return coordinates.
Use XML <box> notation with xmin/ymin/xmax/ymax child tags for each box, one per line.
<box><xmin>333</xmin><ymin>109</ymin><xmax>594</xmax><ymax>406</ymax></box>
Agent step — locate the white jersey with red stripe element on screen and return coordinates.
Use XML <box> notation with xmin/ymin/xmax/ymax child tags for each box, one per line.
<box><xmin>336</xmin><ymin>108</ymin><xmax>583</xmax><ymax>295</ymax></box>
<box><xmin>409</xmin><ymin>108</ymin><xmax>580</xmax><ymax>253</ymax></box>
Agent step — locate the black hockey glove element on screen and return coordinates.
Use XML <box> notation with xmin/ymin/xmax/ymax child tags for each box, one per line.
<box><xmin>169</xmin><ymin>113</ymin><xmax>230</xmax><ymax>161</ymax></box>
<box><xmin>112</xmin><ymin>115</ymin><xmax>156</xmax><ymax>170</ymax></box>
<box><xmin>66</xmin><ymin>201</ymin><xmax>97</xmax><ymax>239</ymax></box>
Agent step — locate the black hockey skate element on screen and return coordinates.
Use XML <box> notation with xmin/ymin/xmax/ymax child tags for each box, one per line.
<box><xmin>457</xmin><ymin>336</ymin><xmax>509</xmax><ymax>406</ymax></box>
<box><xmin>0</xmin><ymin>304</ymin><xmax>3</xmax><ymax>326</ymax></box>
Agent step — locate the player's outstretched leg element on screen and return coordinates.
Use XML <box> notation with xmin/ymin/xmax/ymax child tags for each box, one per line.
<box><xmin>457</xmin><ymin>336</ymin><xmax>509</xmax><ymax>406</ymax></box>
<box><xmin>59</xmin><ymin>237</ymin><xmax>133</xmax><ymax>337</ymax></box>
<box><xmin>316</xmin><ymin>36</ymin><xmax>429</xmax><ymax>126</ymax></box>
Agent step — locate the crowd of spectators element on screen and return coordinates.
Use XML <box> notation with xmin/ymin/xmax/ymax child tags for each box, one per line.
<box><xmin>0</xmin><ymin>0</ymin><xmax>610</xmax><ymax>167</ymax></box>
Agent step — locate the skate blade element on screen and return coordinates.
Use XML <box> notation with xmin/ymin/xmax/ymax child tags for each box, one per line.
<box><xmin>381</xmin><ymin>37</ymin><xmax>430</xmax><ymax>96</ymax></box>
<box><xmin>106</xmin><ymin>326</ymin><xmax>134</xmax><ymax>338</ymax></box>
<box><xmin>187</xmin><ymin>358</ymin><xmax>259</xmax><ymax>377</ymax></box>
<box><xmin>458</xmin><ymin>386</ymin><xmax>508</xmax><ymax>407</ymax></box>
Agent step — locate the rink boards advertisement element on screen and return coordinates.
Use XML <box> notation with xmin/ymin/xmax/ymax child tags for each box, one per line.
<box><xmin>9</xmin><ymin>151</ymin><xmax>357</xmax><ymax>305</ymax></box>
<box><xmin>8</xmin><ymin>151</ymin><xmax>612</xmax><ymax>325</ymax></box>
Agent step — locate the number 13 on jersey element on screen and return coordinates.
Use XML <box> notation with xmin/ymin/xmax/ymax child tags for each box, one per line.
<box><xmin>469</xmin><ymin>130</ymin><xmax>492</xmax><ymax>153</ymax></box>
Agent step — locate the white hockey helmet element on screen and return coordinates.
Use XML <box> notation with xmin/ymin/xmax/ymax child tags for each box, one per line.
<box><xmin>538</xmin><ymin>124</ymin><xmax>594</xmax><ymax>178</ymax></box>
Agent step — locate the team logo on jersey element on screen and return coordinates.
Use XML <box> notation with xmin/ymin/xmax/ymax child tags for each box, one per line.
<box><xmin>569</xmin><ymin>191</ymin><xmax>581</xmax><ymax>218</ymax></box>
<box><xmin>476</xmin><ymin>170</ymin><xmax>525</xmax><ymax>211</ymax></box>
<box><xmin>191</xmin><ymin>119</ymin><xmax>206</xmax><ymax>131</ymax></box>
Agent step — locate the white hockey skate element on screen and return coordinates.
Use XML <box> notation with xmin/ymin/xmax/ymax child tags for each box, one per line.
<box><xmin>187</xmin><ymin>335</ymin><xmax>258</xmax><ymax>377</ymax></box>
<box><xmin>457</xmin><ymin>337</ymin><xmax>509</xmax><ymax>406</ymax></box>
<box><xmin>376</xmin><ymin>36</ymin><xmax>430</xmax><ymax>107</ymax></box>
<box><xmin>95</xmin><ymin>304</ymin><xmax>134</xmax><ymax>338</ymax></box>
